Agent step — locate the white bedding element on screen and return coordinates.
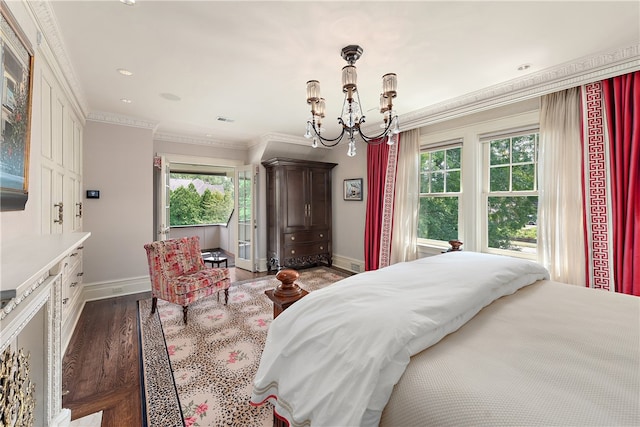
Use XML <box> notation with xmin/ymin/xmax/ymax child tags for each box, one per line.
<box><xmin>250</xmin><ymin>252</ymin><xmax>550</xmax><ymax>426</ymax></box>
<box><xmin>380</xmin><ymin>279</ymin><xmax>640</xmax><ymax>426</ymax></box>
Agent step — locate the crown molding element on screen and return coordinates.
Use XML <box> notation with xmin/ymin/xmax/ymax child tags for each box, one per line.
<box><xmin>29</xmin><ymin>1</ymin><xmax>89</xmax><ymax>116</ymax></box>
<box><xmin>254</xmin><ymin>132</ymin><xmax>310</xmax><ymax>147</ymax></box>
<box><xmin>396</xmin><ymin>43</ymin><xmax>640</xmax><ymax>130</ymax></box>
<box><xmin>87</xmin><ymin>111</ymin><xmax>159</xmax><ymax>131</ymax></box>
<box><xmin>154</xmin><ymin>132</ymin><xmax>249</xmax><ymax>151</ymax></box>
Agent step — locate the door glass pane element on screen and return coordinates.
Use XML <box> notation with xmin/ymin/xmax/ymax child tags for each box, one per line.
<box><xmin>237</xmin><ymin>169</ymin><xmax>252</xmax><ymax>262</ymax></box>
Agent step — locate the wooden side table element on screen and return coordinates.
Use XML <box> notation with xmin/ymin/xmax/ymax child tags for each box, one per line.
<box><xmin>265</xmin><ymin>269</ymin><xmax>308</xmax><ymax>318</ymax></box>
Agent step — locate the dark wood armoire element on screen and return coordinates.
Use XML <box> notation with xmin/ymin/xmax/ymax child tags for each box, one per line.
<box><xmin>262</xmin><ymin>158</ymin><xmax>337</xmax><ymax>272</ymax></box>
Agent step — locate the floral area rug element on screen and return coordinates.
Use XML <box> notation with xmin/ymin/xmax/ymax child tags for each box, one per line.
<box><xmin>138</xmin><ymin>267</ymin><xmax>350</xmax><ymax>427</ymax></box>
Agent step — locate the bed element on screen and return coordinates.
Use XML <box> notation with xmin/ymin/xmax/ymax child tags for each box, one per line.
<box><xmin>250</xmin><ymin>252</ymin><xmax>640</xmax><ymax>426</ymax></box>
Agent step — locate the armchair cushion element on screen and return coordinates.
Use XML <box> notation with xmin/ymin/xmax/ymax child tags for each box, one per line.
<box><xmin>155</xmin><ymin>237</ymin><xmax>205</xmax><ymax>278</ymax></box>
<box><xmin>169</xmin><ymin>267</ymin><xmax>230</xmax><ymax>295</ymax></box>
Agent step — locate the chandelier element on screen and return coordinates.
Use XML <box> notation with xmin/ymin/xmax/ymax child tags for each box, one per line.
<box><xmin>304</xmin><ymin>45</ymin><xmax>399</xmax><ymax>157</ymax></box>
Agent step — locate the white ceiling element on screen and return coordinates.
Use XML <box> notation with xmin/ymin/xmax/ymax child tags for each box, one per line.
<box><xmin>41</xmin><ymin>1</ymin><xmax>640</xmax><ymax>147</ymax></box>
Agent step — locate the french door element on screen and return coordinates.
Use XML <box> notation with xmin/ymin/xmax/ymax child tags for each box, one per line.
<box><xmin>235</xmin><ymin>165</ymin><xmax>256</xmax><ymax>271</ymax></box>
<box><xmin>157</xmin><ymin>155</ymin><xmax>171</xmax><ymax>241</ymax></box>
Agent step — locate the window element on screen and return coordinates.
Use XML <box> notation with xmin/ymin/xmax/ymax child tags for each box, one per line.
<box><xmin>169</xmin><ymin>172</ymin><xmax>234</xmax><ymax>226</ymax></box>
<box><xmin>483</xmin><ymin>131</ymin><xmax>539</xmax><ymax>256</ymax></box>
<box><xmin>417</xmin><ymin>144</ymin><xmax>462</xmax><ymax>244</ymax></box>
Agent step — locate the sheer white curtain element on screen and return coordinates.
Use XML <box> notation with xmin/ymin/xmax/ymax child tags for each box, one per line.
<box><xmin>390</xmin><ymin>129</ymin><xmax>420</xmax><ymax>264</ymax></box>
<box><xmin>538</xmin><ymin>88</ymin><xmax>585</xmax><ymax>285</ymax></box>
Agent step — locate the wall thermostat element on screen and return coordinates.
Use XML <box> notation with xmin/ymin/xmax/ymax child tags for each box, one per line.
<box><xmin>86</xmin><ymin>190</ymin><xmax>100</xmax><ymax>199</ymax></box>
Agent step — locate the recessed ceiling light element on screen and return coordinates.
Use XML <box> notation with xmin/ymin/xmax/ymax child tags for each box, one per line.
<box><xmin>160</xmin><ymin>93</ymin><xmax>181</xmax><ymax>101</ymax></box>
<box><xmin>517</xmin><ymin>64</ymin><xmax>532</xmax><ymax>71</ymax></box>
<box><xmin>120</xmin><ymin>98</ymin><xmax>132</xmax><ymax>104</ymax></box>
<box><xmin>117</xmin><ymin>68</ymin><xmax>133</xmax><ymax>76</ymax></box>
<box><xmin>120</xmin><ymin>0</ymin><xmax>135</xmax><ymax>5</ymax></box>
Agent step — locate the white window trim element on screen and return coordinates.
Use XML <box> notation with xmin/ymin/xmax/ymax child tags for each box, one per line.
<box><xmin>418</xmin><ymin>110</ymin><xmax>540</xmax><ymax>256</ymax></box>
<box><xmin>417</xmin><ymin>141</ymin><xmax>463</xmax><ymax>249</ymax></box>
<box><xmin>480</xmin><ymin>130</ymin><xmax>539</xmax><ymax>260</ymax></box>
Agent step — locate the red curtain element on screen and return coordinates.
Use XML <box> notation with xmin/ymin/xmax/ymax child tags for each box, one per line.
<box><xmin>364</xmin><ymin>141</ymin><xmax>389</xmax><ymax>271</ymax></box>
<box><xmin>602</xmin><ymin>71</ymin><xmax>640</xmax><ymax>296</ymax></box>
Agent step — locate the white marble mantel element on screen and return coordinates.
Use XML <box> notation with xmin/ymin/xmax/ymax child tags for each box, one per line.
<box><xmin>0</xmin><ymin>232</ymin><xmax>90</xmax><ymax>426</ymax></box>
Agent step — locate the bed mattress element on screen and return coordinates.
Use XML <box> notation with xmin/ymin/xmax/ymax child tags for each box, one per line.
<box><xmin>380</xmin><ymin>280</ymin><xmax>640</xmax><ymax>426</ymax></box>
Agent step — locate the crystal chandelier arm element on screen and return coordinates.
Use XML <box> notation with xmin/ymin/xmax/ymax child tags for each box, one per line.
<box><xmin>307</xmin><ymin>118</ymin><xmax>346</xmax><ymax>147</ymax></box>
<box><xmin>357</xmin><ymin>114</ymin><xmax>399</xmax><ymax>142</ymax></box>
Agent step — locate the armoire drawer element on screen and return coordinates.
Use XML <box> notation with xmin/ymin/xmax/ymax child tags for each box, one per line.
<box><xmin>284</xmin><ymin>241</ymin><xmax>330</xmax><ymax>257</ymax></box>
<box><xmin>283</xmin><ymin>230</ymin><xmax>328</xmax><ymax>244</ymax></box>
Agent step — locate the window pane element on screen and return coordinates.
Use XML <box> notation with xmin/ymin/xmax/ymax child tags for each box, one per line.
<box><xmin>446</xmin><ymin>147</ymin><xmax>461</xmax><ymax>169</ymax></box>
<box><xmin>431</xmin><ymin>150</ymin><xmax>445</xmax><ymax>171</ymax></box>
<box><xmin>490</xmin><ymin>139</ymin><xmax>510</xmax><ymax>165</ymax></box>
<box><xmin>490</xmin><ymin>166</ymin><xmax>510</xmax><ymax>191</ymax></box>
<box><xmin>431</xmin><ymin>171</ymin><xmax>445</xmax><ymax>193</ymax></box>
<box><xmin>446</xmin><ymin>170</ymin><xmax>460</xmax><ymax>192</ymax></box>
<box><xmin>420</xmin><ymin>172</ymin><xmax>430</xmax><ymax>193</ymax></box>
<box><xmin>418</xmin><ymin>196</ymin><xmax>459</xmax><ymax>241</ymax></box>
<box><xmin>512</xmin><ymin>134</ymin><xmax>536</xmax><ymax>163</ymax></box>
<box><xmin>420</xmin><ymin>152</ymin><xmax>432</xmax><ymax>173</ymax></box>
<box><xmin>487</xmin><ymin>196</ymin><xmax>538</xmax><ymax>253</ymax></box>
<box><xmin>512</xmin><ymin>164</ymin><xmax>535</xmax><ymax>191</ymax></box>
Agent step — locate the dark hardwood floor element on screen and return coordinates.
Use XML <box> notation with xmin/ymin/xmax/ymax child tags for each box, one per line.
<box><xmin>62</xmin><ymin>267</ymin><xmax>267</xmax><ymax>426</ymax></box>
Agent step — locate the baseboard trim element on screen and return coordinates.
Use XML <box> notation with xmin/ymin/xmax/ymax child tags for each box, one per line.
<box><xmin>332</xmin><ymin>254</ymin><xmax>364</xmax><ymax>274</ymax></box>
<box><xmin>83</xmin><ymin>276</ymin><xmax>151</xmax><ymax>302</ymax></box>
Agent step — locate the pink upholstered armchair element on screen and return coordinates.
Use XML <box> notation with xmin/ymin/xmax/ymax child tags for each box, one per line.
<box><xmin>144</xmin><ymin>237</ymin><xmax>231</xmax><ymax>324</ymax></box>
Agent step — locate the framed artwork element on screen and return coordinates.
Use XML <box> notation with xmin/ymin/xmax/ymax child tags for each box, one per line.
<box><xmin>0</xmin><ymin>2</ymin><xmax>34</xmax><ymax>211</ymax></box>
<box><xmin>344</xmin><ymin>178</ymin><xmax>363</xmax><ymax>201</ymax></box>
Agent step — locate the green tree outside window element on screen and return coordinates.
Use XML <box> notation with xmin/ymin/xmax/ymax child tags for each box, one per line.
<box><xmin>169</xmin><ymin>173</ymin><xmax>234</xmax><ymax>226</ymax></box>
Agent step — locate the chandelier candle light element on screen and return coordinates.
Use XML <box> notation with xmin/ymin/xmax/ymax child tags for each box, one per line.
<box><xmin>304</xmin><ymin>45</ymin><xmax>400</xmax><ymax>157</ymax></box>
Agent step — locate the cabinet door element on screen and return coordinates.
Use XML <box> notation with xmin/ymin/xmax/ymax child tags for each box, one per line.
<box><xmin>308</xmin><ymin>167</ymin><xmax>332</xmax><ymax>229</ymax></box>
<box><xmin>41</xmin><ymin>164</ymin><xmax>64</xmax><ymax>234</ymax></box>
<box><xmin>282</xmin><ymin>166</ymin><xmax>307</xmax><ymax>232</ymax></box>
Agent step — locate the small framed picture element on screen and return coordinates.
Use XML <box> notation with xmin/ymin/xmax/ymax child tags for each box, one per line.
<box><xmin>344</xmin><ymin>178</ymin><xmax>363</xmax><ymax>201</ymax></box>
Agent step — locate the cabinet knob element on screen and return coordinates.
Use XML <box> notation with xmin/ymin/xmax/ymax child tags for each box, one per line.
<box><xmin>319</xmin><ymin>233</ymin><xmax>323</xmax><ymax>238</ymax></box>
<box><xmin>291</xmin><ymin>236</ymin><xmax>295</xmax><ymax>241</ymax></box>
<box><xmin>291</xmin><ymin>249</ymin><xmax>296</xmax><ymax>255</ymax></box>
<box><xmin>320</xmin><ymin>246</ymin><xmax>324</xmax><ymax>250</ymax></box>
<box><xmin>62</xmin><ymin>298</ymin><xmax>69</xmax><ymax>305</ymax></box>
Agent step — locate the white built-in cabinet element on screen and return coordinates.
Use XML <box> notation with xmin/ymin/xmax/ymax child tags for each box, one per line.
<box><xmin>38</xmin><ymin>60</ymin><xmax>84</xmax><ymax>348</ymax></box>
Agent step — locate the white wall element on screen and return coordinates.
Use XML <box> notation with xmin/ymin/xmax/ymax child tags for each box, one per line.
<box><xmin>327</xmin><ymin>147</ymin><xmax>367</xmax><ymax>271</ymax></box>
<box><xmin>169</xmin><ymin>225</ymin><xmax>223</xmax><ymax>251</ymax></box>
<box><xmin>82</xmin><ymin>121</ymin><xmax>153</xmax><ymax>287</ymax></box>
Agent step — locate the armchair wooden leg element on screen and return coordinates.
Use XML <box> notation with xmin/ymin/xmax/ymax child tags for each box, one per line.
<box><xmin>183</xmin><ymin>306</ymin><xmax>188</xmax><ymax>324</ymax></box>
<box><xmin>151</xmin><ymin>297</ymin><xmax>158</xmax><ymax>314</ymax></box>
<box><xmin>224</xmin><ymin>288</ymin><xmax>229</xmax><ymax>305</ymax></box>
